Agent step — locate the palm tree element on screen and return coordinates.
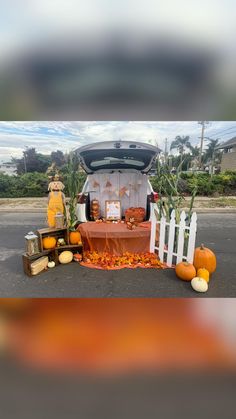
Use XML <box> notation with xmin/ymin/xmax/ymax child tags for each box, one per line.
<box><xmin>204</xmin><ymin>138</ymin><xmax>221</xmax><ymax>175</ymax></box>
<box><xmin>188</xmin><ymin>145</ymin><xmax>200</xmax><ymax>158</ymax></box>
<box><xmin>204</xmin><ymin>139</ymin><xmax>219</xmax><ymax>161</ymax></box>
<box><xmin>170</xmin><ymin>135</ymin><xmax>191</xmax><ymax>166</ymax></box>
<box><xmin>187</xmin><ymin>145</ymin><xmax>200</xmax><ymax>171</ymax></box>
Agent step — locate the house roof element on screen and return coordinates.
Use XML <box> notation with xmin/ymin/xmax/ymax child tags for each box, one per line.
<box><xmin>216</xmin><ymin>137</ymin><xmax>236</xmax><ymax>150</ymax></box>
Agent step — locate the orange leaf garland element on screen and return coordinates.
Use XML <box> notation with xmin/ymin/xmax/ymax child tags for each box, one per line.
<box><xmin>82</xmin><ymin>251</ymin><xmax>164</xmax><ymax>270</ymax></box>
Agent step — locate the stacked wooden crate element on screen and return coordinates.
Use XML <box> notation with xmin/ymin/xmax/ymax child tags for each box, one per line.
<box><xmin>22</xmin><ymin>227</ymin><xmax>83</xmax><ymax>277</ymax></box>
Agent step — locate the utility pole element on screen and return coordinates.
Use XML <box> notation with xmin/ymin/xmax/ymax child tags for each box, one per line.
<box><xmin>198</xmin><ymin>121</ymin><xmax>209</xmax><ymax>168</ymax></box>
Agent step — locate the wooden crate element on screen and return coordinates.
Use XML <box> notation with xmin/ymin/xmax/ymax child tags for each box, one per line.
<box><xmin>22</xmin><ymin>250</ymin><xmax>54</xmax><ymax>277</ymax></box>
<box><xmin>37</xmin><ymin>227</ymin><xmax>69</xmax><ymax>251</ymax></box>
<box><xmin>54</xmin><ymin>244</ymin><xmax>83</xmax><ymax>264</ymax></box>
<box><xmin>23</xmin><ymin>244</ymin><xmax>83</xmax><ymax>276</ymax></box>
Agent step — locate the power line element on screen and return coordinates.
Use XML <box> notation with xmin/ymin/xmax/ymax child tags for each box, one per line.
<box><xmin>217</xmin><ymin>131</ymin><xmax>236</xmax><ymax>139</ymax></box>
<box><xmin>207</xmin><ymin>125</ymin><xmax>236</xmax><ymax>138</ymax></box>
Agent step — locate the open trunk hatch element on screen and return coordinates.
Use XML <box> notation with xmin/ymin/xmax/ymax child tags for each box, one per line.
<box><xmin>75</xmin><ymin>141</ymin><xmax>160</xmax><ymax>174</ymax></box>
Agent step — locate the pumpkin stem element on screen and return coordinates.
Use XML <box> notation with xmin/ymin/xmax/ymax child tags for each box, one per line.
<box><xmin>200</xmin><ymin>243</ymin><xmax>205</xmax><ymax>250</ymax></box>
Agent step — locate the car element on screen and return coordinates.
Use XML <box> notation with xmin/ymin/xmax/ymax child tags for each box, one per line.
<box><xmin>75</xmin><ymin>140</ymin><xmax>161</xmax><ymax>222</ymax></box>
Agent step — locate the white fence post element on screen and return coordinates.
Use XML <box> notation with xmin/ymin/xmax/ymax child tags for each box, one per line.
<box><xmin>176</xmin><ymin>210</ymin><xmax>186</xmax><ymax>264</ymax></box>
<box><xmin>158</xmin><ymin>215</ymin><xmax>166</xmax><ymax>263</ymax></box>
<box><xmin>186</xmin><ymin>212</ymin><xmax>197</xmax><ymax>264</ymax></box>
<box><xmin>149</xmin><ymin>205</ymin><xmax>156</xmax><ymax>253</ymax></box>
<box><xmin>166</xmin><ymin>210</ymin><xmax>176</xmax><ymax>267</ymax></box>
<box><xmin>150</xmin><ymin>209</ymin><xmax>197</xmax><ymax>267</ymax></box>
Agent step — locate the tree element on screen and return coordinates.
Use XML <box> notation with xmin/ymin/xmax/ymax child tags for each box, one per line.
<box><xmin>13</xmin><ymin>148</ymin><xmax>51</xmax><ymax>174</ymax></box>
<box><xmin>188</xmin><ymin>145</ymin><xmax>200</xmax><ymax>158</ymax></box>
<box><xmin>51</xmin><ymin>150</ymin><xmax>66</xmax><ymax>167</ymax></box>
<box><xmin>170</xmin><ymin>136</ymin><xmax>192</xmax><ymax>166</ymax></box>
<box><xmin>203</xmin><ymin>138</ymin><xmax>222</xmax><ymax>174</ymax></box>
<box><xmin>187</xmin><ymin>145</ymin><xmax>200</xmax><ymax>171</ymax></box>
<box><xmin>204</xmin><ymin>139</ymin><xmax>220</xmax><ymax>162</ymax></box>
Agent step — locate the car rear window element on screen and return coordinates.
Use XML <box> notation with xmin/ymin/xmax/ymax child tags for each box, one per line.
<box><xmin>91</xmin><ymin>157</ymin><xmax>145</xmax><ymax>168</ymax></box>
<box><xmin>80</xmin><ymin>149</ymin><xmax>155</xmax><ymax>172</ymax></box>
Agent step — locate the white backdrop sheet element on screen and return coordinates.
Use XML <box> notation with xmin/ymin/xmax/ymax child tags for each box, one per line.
<box><xmin>86</xmin><ymin>173</ymin><xmax>148</xmax><ymax>217</ymax></box>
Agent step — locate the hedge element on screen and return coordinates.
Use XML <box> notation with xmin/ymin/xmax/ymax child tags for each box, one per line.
<box><xmin>0</xmin><ymin>172</ymin><xmax>86</xmax><ymax>198</ymax></box>
<box><xmin>0</xmin><ymin>171</ymin><xmax>236</xmax><ymax>198</ymax></box>
<box><xmin>178</xmin><ymin>171</ymin><xmax>236</xmax><ymax>196</ymax></box>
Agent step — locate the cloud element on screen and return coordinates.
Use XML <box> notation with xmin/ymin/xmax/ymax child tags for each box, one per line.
<box><xmin>0</xmin><ymin>121</ymin><xmax>235</xmax><ymax>161</ymax></box>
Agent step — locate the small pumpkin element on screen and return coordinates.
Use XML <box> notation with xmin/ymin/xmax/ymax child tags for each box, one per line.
<box><xmin>59</xmin><ymin>251</ymin><xmax>73</xmax><ymax>264</ymax></box>
<box><xmin>48</xmin><ymin>261</ymin><xmax>55</xmax><ymax>268</ymax></box>
<box><xmin>194</xmin><ymin>244</ymin><xmax>216</xmax><ymax>274</ymax></box>
<box><xmin>197</xmin><ymin>268</ymin><xmax>210</xmax><ymax>283</ymax></box>
<box><xmin>175</xmin><ymin>262</ymin><xmax>196</xmax><ymax>281</ymax></box>
<box><xmin>69</xmin><ymin>231</ymin><xmax>81</xmax><ymax>245</ymax></box>
<box><xmin>74</xmin><ymin>253</ymin><xmax>83</xmax><ymax>262</ymax></box>
<box><xmin>57</xmin><ymin>238</ymin><xmax>66</xmax><ymax>246</ymax></box>
<box><xmin>43</xmin><ymin>236</ymin><xmax>57</xmax><ymax>250</ymax></box>
<box><xmin>191</xmin><ymin>277</ymin><xmax>208</xmax><ymax>293</ymax></box>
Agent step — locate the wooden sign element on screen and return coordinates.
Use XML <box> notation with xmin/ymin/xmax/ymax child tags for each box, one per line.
<box><xmin>105</xmin><ymin>200</ymin><xmax>121</xmax><ymax>220</ymax></box>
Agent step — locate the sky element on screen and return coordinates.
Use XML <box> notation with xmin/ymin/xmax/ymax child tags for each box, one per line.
<box><xmin>0</xmin><ymin>121</ymin><xmax>236</xmax><ymax>163</ymax></box>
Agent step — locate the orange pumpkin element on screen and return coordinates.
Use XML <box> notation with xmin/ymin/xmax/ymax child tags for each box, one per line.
<box><xmin>42</xmin><ymin>236</ymin><xmax>57</xmax><ymax>250</ymax></box>
<box><xmin>197</xmin><ymin>268</ymin><xmax>210</xmax><ymax>283</ymax></box>
<box><xmin>175</xmin><ymin>262</ymin><xmax>196</xmax><ymax>281</ymax></box>
<box><xmin>74</xmin><ymin>253</ymin><xmax>83</xmax><ymax>262</ymax></box>
<box><xmin>69</xmin><ymin>231</ymin><xmax>81</xmax><ymax>245</ymax></box>
<box><xmin>194</xmin><ymin>244</ymin><xmax>216</xmax><ymax>274</ymax></box>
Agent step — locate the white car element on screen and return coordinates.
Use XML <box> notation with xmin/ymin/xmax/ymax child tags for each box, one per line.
<box><xmin>75</xmin><ymin>140</ymin><xmax>160</xmax><ymax>222</ymax></box>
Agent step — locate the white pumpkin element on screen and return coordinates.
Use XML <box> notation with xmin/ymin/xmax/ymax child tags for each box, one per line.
<box><xmin>191</xmin><ymin>277</ymin><xmax>208</xmax><ymax>293</ymax></box>
<box><xmin>59</xmin><ymin>251</ymin><xmax>73</xmax><ymax>264</ymax></box>
<box><xmin>48</xmin><ymin>261</ymin><xmax>55</xmax><ymax>268</ymax></box>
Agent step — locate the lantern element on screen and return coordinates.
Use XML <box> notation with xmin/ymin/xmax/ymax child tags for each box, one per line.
<box><xmin>25</xmin><ymin>231</ymin><xmax>40</xmax><ymax>256</ymax></box>
<box><xmin>55</xmin><ymin>213</ymin><xmax>65</xmax><ymax>229</ymax></box>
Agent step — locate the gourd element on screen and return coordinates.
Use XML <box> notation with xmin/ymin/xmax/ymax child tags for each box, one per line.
<box><xmin>191</xmin><ymin>277</ymin><xmax>208</xmax><ymax>293</ymax></box>
<box><xmin>57</xmin><ymin>238</ymin><xmax>66</xmax><ymax>246</ymax></box>
<box><xmin>197</xmin><ymin>268</ymin><xmax>210</xmax><ymax>283</ymax></box>
<box><xmin>48</xmin><ymin>261</ymin><xmax>55</xmax><ymax>268</ymax></box>
<box><xmin>69</xmin><ymin>231</ymin><xmax>81</xmax><ymax>245</ymax></box>
<box><xmin>175</xmin><ymin>262</ymin><xmax>196</xmax><ymax>281</ymax></box>
<box><xmin>194</xmin><ymin>244</ymin><xmax>216</xmax><ymax>274</ymax></box>
<box><xmin>43</xmin><ymin>236</ymin><xmax>57</xmax><ymax>250</ymax></box>
<box><xmin>59</xmin><ymin>251</ymin><xmax>73</xmax><ymax>264</ymax></box>
<box><xmin>73</xmin><ymin>253</ymin><xmax>83</xmax><ymax>262</ymax></box>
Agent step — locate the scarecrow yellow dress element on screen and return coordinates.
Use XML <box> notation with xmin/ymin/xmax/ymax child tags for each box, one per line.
<box><xmin>47</xmin><ymin>191</ymin><xmax>65</xmax><ymax>228</ymax></box>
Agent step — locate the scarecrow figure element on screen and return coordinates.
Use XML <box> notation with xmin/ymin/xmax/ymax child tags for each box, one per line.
<box><xmin>47</xmin><ymin>174</ymin><xmax>66</xmax><ymax>228</ymax></box>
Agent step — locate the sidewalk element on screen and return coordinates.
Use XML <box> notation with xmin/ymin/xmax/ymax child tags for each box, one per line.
<box><xmin>0</xmin><ymin>196</ymin><xmax>236</xmax><ymax>213</ymax></box>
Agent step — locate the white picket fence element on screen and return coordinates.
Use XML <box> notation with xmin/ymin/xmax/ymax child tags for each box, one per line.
<box><xmin>150</xmin><ymin>208</ymin><xmax>197</xmax><ymax>267</ymax></box>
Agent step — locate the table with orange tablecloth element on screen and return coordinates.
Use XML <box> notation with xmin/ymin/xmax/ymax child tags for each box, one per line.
<box><xmin>78</xmin><ymin>221</ymin><xmax>153</xmax><ymax>255</ymax></box>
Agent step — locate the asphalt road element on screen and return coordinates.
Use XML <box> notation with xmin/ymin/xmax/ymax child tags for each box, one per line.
<box><xmin>0</xmin><ymin>212</ymin><xmax>235</xmax><ymax>297</ymax></box>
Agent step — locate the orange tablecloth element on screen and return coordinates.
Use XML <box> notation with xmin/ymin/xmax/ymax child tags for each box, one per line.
<box><xmin>79</xmin><ymin>221</ymin><xmax>152</xmax><ymax>255</ymax></box>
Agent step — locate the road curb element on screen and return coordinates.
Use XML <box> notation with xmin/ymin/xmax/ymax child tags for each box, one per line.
<box><xmin>1</xmin><ymin>208</ymin><xmax>236</xmax><ymax>214</ymax></box>
<box><xmin>0</xmin><ymin>208</ymin><xmax>47</xmax><ymax>213</ymax></box>
<box><xmin>181</xmin><ymin>208</ymin><xmax>236</xmax><ymax>213</ymax></box>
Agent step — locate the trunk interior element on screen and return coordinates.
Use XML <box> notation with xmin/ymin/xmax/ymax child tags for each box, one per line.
<box><xmin>83</xmin><ymin>172</ymin><xmax>151</xmax><ymax>220</ymax></box>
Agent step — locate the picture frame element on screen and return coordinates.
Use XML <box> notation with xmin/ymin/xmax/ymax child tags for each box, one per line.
<box><xmin>105</xmin><ymin>200</ymin><xmax>121</xmax><ymax>221</ymax></box>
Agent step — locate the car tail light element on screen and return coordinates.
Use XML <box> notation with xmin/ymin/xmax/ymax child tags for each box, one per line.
<box><xmin>77</xmin><ymin>193</ymin><xmax>87</xmax><ymax>204</ymax></box>
<box><xmin>153</xmin><ymin>192</ymin><xmax>159</xmax><ymax>202</ymax></box>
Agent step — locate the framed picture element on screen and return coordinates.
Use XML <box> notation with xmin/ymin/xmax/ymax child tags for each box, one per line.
<box><xmin>105</xmin><ymin>200</ymin><xmax>121</xmax><ymax>220</ymax></box>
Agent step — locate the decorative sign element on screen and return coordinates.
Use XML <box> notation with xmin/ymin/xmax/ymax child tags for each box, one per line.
<box><xmin>105</xmin><ymin>200</ymin><xmax>121</xmax><ymax>220</ymax></box>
